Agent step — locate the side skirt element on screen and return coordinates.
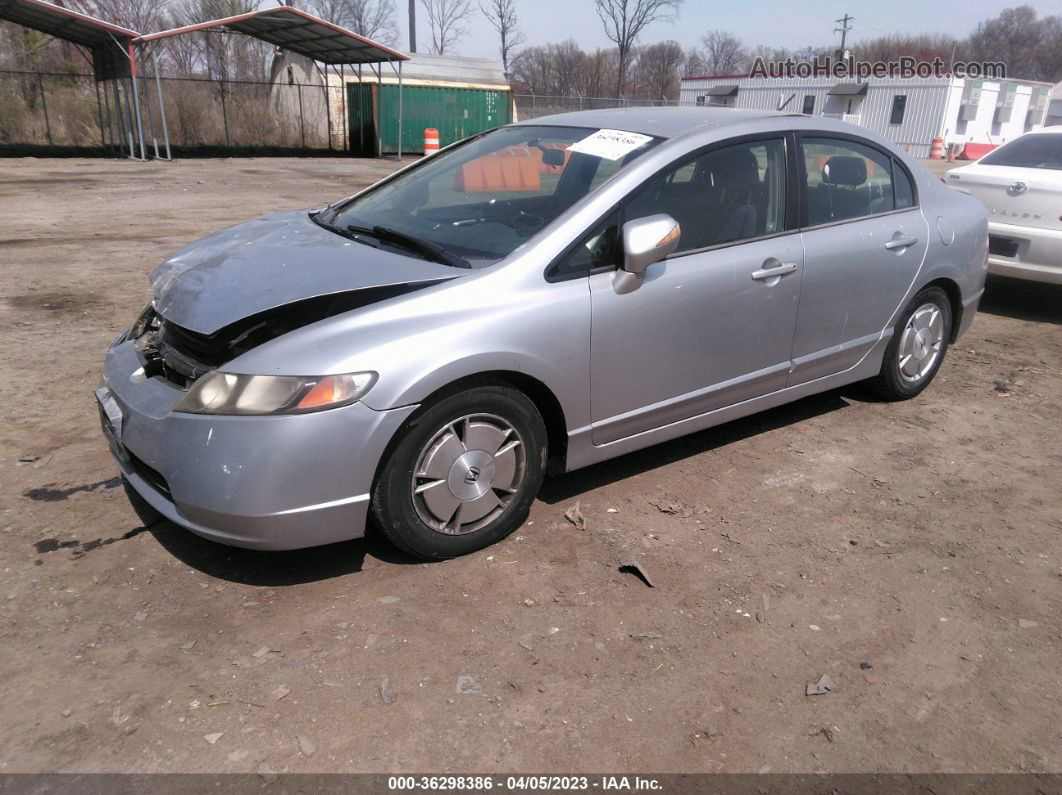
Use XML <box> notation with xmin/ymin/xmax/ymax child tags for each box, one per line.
<box><xmin>564</xmin><ymin>336</ymin><xmax>888</xmax><ymax>473</ymax></box>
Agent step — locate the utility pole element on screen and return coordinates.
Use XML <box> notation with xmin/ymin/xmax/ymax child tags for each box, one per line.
<box><xmin>834</xmin><ymin>13</ymin><xmax>854</xmax><ymax>57</ymax></box>
<box><xmin>408</xmin><ymin>0</ymin><xmax>416</xmax><ymax>52</ymax></box>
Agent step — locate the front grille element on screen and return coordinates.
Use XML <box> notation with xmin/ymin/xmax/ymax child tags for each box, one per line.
<box><xmin>155</xmin><ymin>322</ymin><xmax>229</xmax><ymax>384</ymax></box>
<box><xmin>126</xmin><ymin>450</ymin><xmax>171</xmax><ymax>498</ymax></box>
<box><xmin>989</xmin><ymin>235</ymin><xmax>1019</xmax><ymax>258</ymax></box>
<box><xmin>133</xmin><ymin>307</ymin><xmax>231</xmax><ymax>387</ymax></box>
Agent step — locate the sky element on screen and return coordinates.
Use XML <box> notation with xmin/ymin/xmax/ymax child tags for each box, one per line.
<box><xmin>393</xmin><ymin>0</ymin><xmax>1061</xmax><ymax>64</ymax></box>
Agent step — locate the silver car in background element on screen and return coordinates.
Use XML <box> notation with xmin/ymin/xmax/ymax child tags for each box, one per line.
<box><xmin>98</xmin><ymin>108</ymin><xmax>988</xmax><ymax>559</ymax></box>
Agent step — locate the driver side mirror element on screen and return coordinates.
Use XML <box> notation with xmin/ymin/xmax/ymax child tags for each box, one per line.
<box><xmin>613</xmin><ymin>214</ymin><xmax>681</xmax><ymax>294</ymax></box>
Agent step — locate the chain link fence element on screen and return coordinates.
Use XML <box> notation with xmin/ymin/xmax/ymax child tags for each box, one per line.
<box><xmin>0</xmin><ymin>72</ymin><xmax>684</xmax><ymax>156</ymax></box>
<box><xmin>0</xmin><ymin>69</ymin><xmax>350</xmax><ymax>156</ymax></box>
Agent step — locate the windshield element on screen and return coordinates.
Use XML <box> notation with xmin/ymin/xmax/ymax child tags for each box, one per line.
<box><xmin>980</xmin><ymin>133</ymin><xmax>1062</xmax><ymax>170</ymax></box>
<box><xmin>318</xmin><ymin>125</ymin><xmax>661</xmax><ymax>267</ymax></box>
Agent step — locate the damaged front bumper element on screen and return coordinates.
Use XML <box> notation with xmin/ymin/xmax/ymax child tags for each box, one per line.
<box><xmin>99</xmin><ymin>340</ymin><xmax>416</xmax><ymax>550</ymax></box>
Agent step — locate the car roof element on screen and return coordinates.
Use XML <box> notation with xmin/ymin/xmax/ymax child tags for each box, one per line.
<box><xmin>1022</xmin><ymin>125</ymin><xmax>1062</xmax><ymax>136</ymax></box>
<box><xmin>514</xmin><ymin>106</ymin><xmax>795</xmax><ymax>139</ymax></box>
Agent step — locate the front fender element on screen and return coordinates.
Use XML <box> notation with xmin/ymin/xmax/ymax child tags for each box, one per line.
<box><xmin>225</xmin><ymin>266</ymin><xmax>594</xmax><ymax>433</ymax></box>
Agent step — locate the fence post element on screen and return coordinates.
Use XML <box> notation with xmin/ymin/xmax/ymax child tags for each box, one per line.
<box><xmin>93</xmin><ymin>78</ymin><xmax>106</xmax><ymax>152</ymax></box>
<box><xmin>297</xmin><ymin>82</ymin><xmax>306</xmax><ymax>149</ymax></box>
<box><xmin>154</xmin><ymin>63</ymin><xmax>172</xmax><ymax>160</ymax></box>
<box><xmin>37</xmin><ymin>72</ymin><xmax>52</xmax><ymax>146</ymax></box>
<box><xmin>324</xmin><ymin>76</ymin><xmax>333</xmax><ymax>152</ymax></box>
<box><xmin>219</xmin><ymin>82</ymin><xmax>230</xmax><ymax>147</ymax></box>
<box><xmin>341</xmin><ymin>64</ymin><xmax>349</xmax><ymax>154</ymax></box>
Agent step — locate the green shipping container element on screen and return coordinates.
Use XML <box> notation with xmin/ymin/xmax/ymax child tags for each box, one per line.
<box><xmin>346</xmin><ymin>83</ymin><xmax>511</xmax><ymax>156</ymax></box>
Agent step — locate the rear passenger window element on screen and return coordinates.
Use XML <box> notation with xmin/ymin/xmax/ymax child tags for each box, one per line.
<box><xmin>893</xmin><ymin>161</ymin><xmax>915</xmax><ymax>209</ymax></box>
<box><xmin>800</xmin><ymin>137</ymin><xmax>897</xmax><ymax>226</ymax></box>
<box><xmin>625</xmin><ymin>138</ymin><xmax>787</xmax><ymax>252</ymax></box>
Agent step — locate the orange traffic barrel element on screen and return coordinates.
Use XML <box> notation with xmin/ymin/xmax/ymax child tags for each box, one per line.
<box><xmin>424</xmin><ymin>128</ymin><xmax>440</xmax><ymax>155</ymax></box>
<box><xmin>929</xmin><ymin>137</ymin><xmax>944</xmax><ymax>159</ymax></box>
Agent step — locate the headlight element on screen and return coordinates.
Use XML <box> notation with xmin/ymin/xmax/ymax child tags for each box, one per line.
<box><xmin>173</xmin><ymin>371</ymin><xmax>377</xmax><ymax>415</ymax></box>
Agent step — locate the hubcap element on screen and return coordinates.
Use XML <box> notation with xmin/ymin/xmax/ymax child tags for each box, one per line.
<box><xmin>411</xmin><ymin>414</ymin><xmax>525</xmax><ymax>535</ymax></box>
<box><xmin>898</xmin><ymin>303</ymin><xmax>944</xmax><ymax>384</ymax></box>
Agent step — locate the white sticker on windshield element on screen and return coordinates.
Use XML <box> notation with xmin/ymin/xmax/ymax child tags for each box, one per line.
<box><xmin>567</xmin><ymin>128</ymin><xmax>654</xmax><ymax>161</ymax></box>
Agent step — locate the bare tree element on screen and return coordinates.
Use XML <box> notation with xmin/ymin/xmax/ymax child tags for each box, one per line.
<box><xmin>510</xmin><ymin>45</ymin><xmax>553</xmax><ymax>94</ymax></box>
<box><xmin>168</xmin><ymin>0</ymin><xmax>270</xmax><ymax>81</ymax></box>
<box><xmin>636</xmin><ymin>40</ymin><xmax>683</xmax><ymax>100</ymax></box>
<box><xmin>582</xmin><ymin>48</ymin><xmax>619</xmax><ymax>98</ymax></box>
<box><xmin>681</xmin><ymin>45</ymin><xmax>705</xmax><ymax>77</ymax></box>
<box><xmin>479</xmin><ymin>0</ymin><xmax>524</xmax><ymax>72</ymax></box>
<box><xmin>510</xmin><ymin>39</ymin><xmax>585</xmax><ymax>96</ymax></box>
<box><xmin>1034</xmin><ymin>14</ymin><xmax>1062</xmax><ymax>83</ymax></box>
<box><xmin>312</xmin><ymin>0</ymin><xmax>398</xmax><ymax>44</ymax></box>
<box><xmin>699</xmin><ymin>30</ymin><xmax>745</xmax><ymax>75</ymax></box>
<box><xmin>966</xmin><ymin>4</ymin><xmax>1056</xmax><ymax>81</ymax></box>
<box><xmin>420</xmin><ymin>0</ymin><xmax>473</xmax><ymax>54</ymax></box>
<box><xmin>594</xmin><ymin>0</ymin><xmax>679</xmax><ymax>96</ymax></box>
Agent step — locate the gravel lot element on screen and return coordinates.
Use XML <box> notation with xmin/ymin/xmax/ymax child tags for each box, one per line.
<box><xmin>1</xmin><ymin>156</ymin><xmax>1060</xmax><ymax>774</ymax></box>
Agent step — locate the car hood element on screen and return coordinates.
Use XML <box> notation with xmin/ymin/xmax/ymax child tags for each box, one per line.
<box><xmin>150</xmin><ymin>210</ymin><xmax>463</xmax><ymax>335</ymax></box>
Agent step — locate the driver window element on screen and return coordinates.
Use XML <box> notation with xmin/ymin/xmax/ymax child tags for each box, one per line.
<box><xmin>624</xmin><ymin>138</ymin><xmax>786</xmax><ymax>253</ymax></box>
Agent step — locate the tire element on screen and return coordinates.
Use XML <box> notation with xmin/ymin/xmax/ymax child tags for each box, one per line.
<box><xmin>371</xmin><ymin>384</ymin><xmax>547</xmax><ymax>560</ymax></box>
<box><xmin>865</xmin><ymin>286</ymin><xmax>952</xmax><ymax>401</ymax></box>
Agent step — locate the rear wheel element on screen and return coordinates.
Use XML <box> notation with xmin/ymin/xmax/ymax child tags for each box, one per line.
<box><xmin>371</xmin><ymin>385</ymin><xmax>546</xmax><ymax>559</ymax></box>
<box><xmin>865</xmin><ymin>286</ymin><xmax>952</xmax><ymax>400</ymax></box>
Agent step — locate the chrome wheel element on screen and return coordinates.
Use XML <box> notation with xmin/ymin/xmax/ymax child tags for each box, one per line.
<box><xmin>897</xmin><ymin>302</ymin><xmax>945</xmax><ymax>384</ymax></box>
<box><xmin>411</xmin><ymin>414</ymin><xmax>526</xmax><ymax>535</ymax></box>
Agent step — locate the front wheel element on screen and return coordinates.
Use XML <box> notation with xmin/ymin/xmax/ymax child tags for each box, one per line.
<box><xmin>371</xmin><ymin>385</ymin><xmax>547</xmax><ymax>559</ymax></box>
<box><xmin>865</xmin><ymin>286</ymin><xmax>952</xmax><ymax>400</ymax></box>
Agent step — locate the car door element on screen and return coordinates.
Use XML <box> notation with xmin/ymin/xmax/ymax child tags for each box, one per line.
<box><xmin>585</xmin><ymin>136</ymin><xmax>803</xmax><ymax>445</ymax></box>
<box><xmin>789</xmin><ymin>135</ymin><xmax>929</xmax><ymax>386</ymax></box>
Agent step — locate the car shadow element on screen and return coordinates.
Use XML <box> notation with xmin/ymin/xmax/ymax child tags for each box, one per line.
<box><xmin>139</xmin><ymin>390</ymin><xmax>849</xmax><ymax>583</ymax></box>
<box><xmin>538</xmin><ymin>390</ymin><xmax>850</xmax><ymax>504</ymax></box>
<box><xmin>979</xmin><ymin>275</ymin><xmax>1062</xmax><ymax>324</ymax></box>
<box><xmin>147</xmin><ymin>520</ymin><xmax>420</xmax><ymax>586</ymax></box>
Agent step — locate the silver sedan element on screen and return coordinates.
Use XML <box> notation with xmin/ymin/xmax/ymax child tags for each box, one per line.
<box><xmin>99</xmin><ymin>108</ymin><xmax>988</xmax><ymax>559</ymax></box>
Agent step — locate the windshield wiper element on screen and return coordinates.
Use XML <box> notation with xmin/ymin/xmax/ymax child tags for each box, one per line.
<box><xmin>345</xmin><ymin>224</ymin><xmax>470</xmax><ymax>269</ymax></box>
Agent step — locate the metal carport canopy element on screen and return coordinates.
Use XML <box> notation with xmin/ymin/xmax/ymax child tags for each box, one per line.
<box><xmin>136</xmin><ymin>6</ymin><xmax>409</xmax><ymax>159</ymax></box>
<box><xmin>0</xmin><ymin>0</ymin><xmax>139</xmax><ymax>78</ymax></box>
<box><xmin>135</xmin><ymin>6</ymin><xmax>409</xmax><ymax>65</ymax></box>
<box><xmin>0</xmin><ymin>0</ymin><xmax>138</xmax><ymax>48</ymax></box>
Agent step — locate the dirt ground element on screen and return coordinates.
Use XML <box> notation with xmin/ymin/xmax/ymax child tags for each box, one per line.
<box><xmin>0</xmin><ymin>156</ymin><xmax>1060</xmax><ymax>775</ymax></box>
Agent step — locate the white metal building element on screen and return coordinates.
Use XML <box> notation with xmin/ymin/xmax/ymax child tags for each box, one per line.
<box><xmin>1047</xmin><ymin>82</ymin><xmax>1062</xmax><ymax>127</ymax></box>
<box><xmin>679</xmin><ymin>74</ymin><xmax>1054</xmax><ymax>158</ymax></box>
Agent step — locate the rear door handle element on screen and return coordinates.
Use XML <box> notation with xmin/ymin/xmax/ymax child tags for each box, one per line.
<box><xmin>885</xmin><ymin>235</ymin><xmax>919</xmax><ymax>250</ymax></box>
<box><xmin>751</xmin><ymin>261</ymin><xmax>798</xmax><ymax>281</ymax></box>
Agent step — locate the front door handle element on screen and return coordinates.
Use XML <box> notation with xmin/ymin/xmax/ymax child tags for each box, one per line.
<box><xmin>751</xmin><ymin>260</ymin><xmax>798</xmax><ymax>281</ymax></box>
<box><xmin>885</xmin><ymin>235</ymin><xmax>919</xmax><ymax>251</ymax></box>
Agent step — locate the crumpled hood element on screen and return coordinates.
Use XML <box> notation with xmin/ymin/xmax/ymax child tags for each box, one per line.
<box><xmin>151</xmin><ymin>210</ymin><xmax>462</xmax><ymax>335</ymax></box>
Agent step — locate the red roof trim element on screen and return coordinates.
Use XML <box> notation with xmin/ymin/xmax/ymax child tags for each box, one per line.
<box><xmin>3</xmin><ymin>0</ymin><xmax>140</xmax><ymax>38</ymax></box>
<box><xmin>136</xmin><ymin>6</ymin><xmax>408</xmax><ymax>61</ymax></box>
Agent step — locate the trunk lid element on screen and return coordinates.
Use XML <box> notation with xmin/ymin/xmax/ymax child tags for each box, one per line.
<box><xmin>947</xmin><ymin>165</ymin><xmax>1062</xmax><ymax>232</ymax></box>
